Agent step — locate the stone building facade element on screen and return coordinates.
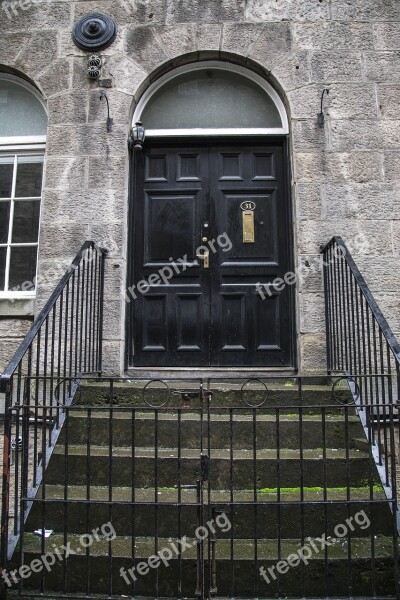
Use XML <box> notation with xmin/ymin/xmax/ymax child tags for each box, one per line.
<box><xmin>0</xmin><ymin>0</ymin><xmax>400</xmax><ymax>378</ymax></box>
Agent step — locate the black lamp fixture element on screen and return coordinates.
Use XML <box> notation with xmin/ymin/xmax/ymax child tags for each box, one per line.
<box><xmin>317</xmin><ymin>88</ymin><xmax>330</xmax><ymax>129</ymax></box>
<box><xmin>129</xmin><ymin>121</ymin><xmax>146</xmax><ymax>151</ymax></box>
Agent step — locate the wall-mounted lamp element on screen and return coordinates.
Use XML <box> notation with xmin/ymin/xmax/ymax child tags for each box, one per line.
<box><xmin>99</xmin><ymin>91</ymin><xmax>113</xmax><ymax>132</ymax></box>
<box><xmin>317</xmin><ymin>88</ymin><xmax>330</xmax><ymax>128</ymax></box>
<box><xmin>128</xmin><ymin>121</ymin><xmax>146</xmax><ymax>151</ymax></box>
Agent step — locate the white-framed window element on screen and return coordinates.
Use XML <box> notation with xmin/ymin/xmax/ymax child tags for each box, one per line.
<box><xmin>0</xmin><ymin>74</ymin><xmax>47</xmax><ymax>298</ymax></box>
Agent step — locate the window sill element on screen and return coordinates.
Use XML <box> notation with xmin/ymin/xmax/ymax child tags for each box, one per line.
<box><xmin>0</xmin><ymin>297</ymin><xmax>35</xmax><ymax>316</ymax></box>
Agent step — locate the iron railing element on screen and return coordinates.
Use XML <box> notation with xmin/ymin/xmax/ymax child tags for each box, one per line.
<box><xmin>0</xmin><ymin>241</ymin><xmax>107</xmax><ymax>585</ymax></box>
<box><xmin>322</xmin><ymin>236</ymin><xmax>400</xmax><ymax>518</ymax></box>
<box><xmin>322</xmin><ymin>236</ymin><xmax>400</xmax><ymax>401</ymax></box>
<box><xmin>3</xmin><ymin>376</ymin><xmax>399</xmax><ymax>599</ymax></box>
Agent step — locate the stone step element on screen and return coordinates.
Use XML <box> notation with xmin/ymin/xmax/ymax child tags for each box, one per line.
<box><xmin>11</xmin><ymin>534</ymin><xmax>396</xmax><ymax>598</ymax></box>
<box><xmin>76</xmin><ymin>381</ymin><xmax>352</xmax><ymax>411</ymax></box>
<box><xmin>45</xmin><ymin>446</ymin><xmax>376</xmax><ymax>488</ymax></box>
<box><xmin>61</xmin><ymin>411</ymin><xmax>362</xmax><ymax>450</ymax></box>
<box><xmin>27</xmin><ymin>486</ymin><xmax>392</xmax><ymax>538</ymax></box>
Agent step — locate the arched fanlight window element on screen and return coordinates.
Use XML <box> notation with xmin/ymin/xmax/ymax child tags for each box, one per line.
<box><xmin>133</xmin><ymin>62</ymin><xmax>288</xmax><ymax>136</ymax></box>
<box><xmin>0</xmin><ymin>74</ymin><xmax>47</xmax><ymax>298</ymax></box>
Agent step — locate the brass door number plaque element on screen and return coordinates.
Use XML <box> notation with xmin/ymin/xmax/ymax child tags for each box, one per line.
<box><xmin>240</xmin><ymin>201</ymin><xmax>256</xmax><ymax>243</ymax></box>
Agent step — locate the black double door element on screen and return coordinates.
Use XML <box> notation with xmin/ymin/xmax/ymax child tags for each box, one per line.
<box><xmin>128</xmin><ymin>140</ymin><xmax>295</xmax><ymax>367</ymax></box>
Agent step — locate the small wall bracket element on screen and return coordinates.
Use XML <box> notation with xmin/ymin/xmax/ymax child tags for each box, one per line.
<box><xmin>317</xmin><ymin>88</ymin><xmax>330</xmax><ymax>129</ymax></box>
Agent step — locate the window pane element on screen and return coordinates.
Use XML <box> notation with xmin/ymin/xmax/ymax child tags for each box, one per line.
<box><xmin>12</xmin><ymin>200</ymin><xmax>40</xmax><ymax>243</ymax></box>
<box><xmin>0</xmin><ymin>247</ymin><xmax>6</xmax><ymax>291</ymax></box>
<box><xmin>8</xmin><ymin>246</ymin><xmax>37</xmax><ymax>291</ymax></box>
<box><xmin>0</xmin><ymin>201</ymin><xmax>10</xmax><ymax>243</ymax></box>
<box><xmin>15</xmin><ymin>156</ymin><xmax>43</xmax><ymax>197</ymax></box>
<box><xmin>0</xmin><ymin>79</ymin><xmax>47</xmax><ymax>137</ymax></box>
<box><xmin>141</xmin><ymin>69</ymin><xmax>283</xmax><ymax>129</ymax></box>
<box><xmin>0</xmin><ymin>158</ymin><xmax>14</xmax><ymax>198</ymax></box>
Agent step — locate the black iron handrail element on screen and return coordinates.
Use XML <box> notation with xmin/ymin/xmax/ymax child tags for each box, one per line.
<box><xmin>0</xmin><ymin>241</ymin><xmax>107</xmax><ymax>583</ymax></box>
<box><xmin>322</xmin><ymin>236</ymin><xmax>400</xmax><ymax>373</ymax></box>
<box><xmin>322</xmin><ymin>235</ymin><xmax>400</xmax><ymax>520</ymax></box>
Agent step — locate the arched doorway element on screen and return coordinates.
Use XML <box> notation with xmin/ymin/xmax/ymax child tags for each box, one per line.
<box><xmin>127</xmin><ymin>61</ymin><xmax>295</xmax><ymax>368</ymax></box>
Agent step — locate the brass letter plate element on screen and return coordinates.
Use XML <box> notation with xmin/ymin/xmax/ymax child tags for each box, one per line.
<box><xmin>242</xmin><ymin>210</ymin><xmax>255</xmax><ymax>243</ymax></box>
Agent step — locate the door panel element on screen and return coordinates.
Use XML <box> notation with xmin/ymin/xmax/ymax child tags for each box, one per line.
<box><xmin>128</xmin><ymin>141</ymin><xmax>294</xmax><ymax>367</ymax></box>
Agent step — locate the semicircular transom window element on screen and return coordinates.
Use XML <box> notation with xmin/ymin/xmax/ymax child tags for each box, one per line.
<box><xmin>138</xmin><ymin>66</ymin><xmax>287</xmax><ymax>134</ymax></box>
<box><xmin>0</xmin><ymin>78</ymin><xmax>47</xmax><ymax>138</ymax></box>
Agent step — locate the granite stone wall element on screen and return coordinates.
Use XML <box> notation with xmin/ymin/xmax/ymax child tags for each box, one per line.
<box><xmin>1</xmin><ymin>0</ymin><xmax>399</xmax><ymax>374</ymax></box>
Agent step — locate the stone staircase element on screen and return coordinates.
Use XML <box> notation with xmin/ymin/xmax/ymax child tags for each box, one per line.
<box><xmin>9</xmin><ymin>380</ymin><xmax>398</xmax><ymax>599</ymax></box>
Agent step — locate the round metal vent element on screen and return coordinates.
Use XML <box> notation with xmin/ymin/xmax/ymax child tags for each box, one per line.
<box><xmin>72</xmin><ymin>13</ymin><xmax>117</xmax><ymax>52</ymax></box>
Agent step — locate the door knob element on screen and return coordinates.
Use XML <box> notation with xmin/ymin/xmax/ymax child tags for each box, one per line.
<box><xmin>202</xmin><ymin>236</ymin><xmax>208</xmax><ymax>242</ymax></box>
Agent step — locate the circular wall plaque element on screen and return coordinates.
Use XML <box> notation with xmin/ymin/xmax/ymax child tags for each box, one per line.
<box><xmin>72</xmin><ymin>13</ymin><xmax>117</xmax><ymax>52</ymax></box>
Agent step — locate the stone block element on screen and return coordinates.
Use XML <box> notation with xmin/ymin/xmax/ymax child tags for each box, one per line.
<box><xmin>101</xmin><ymin>340</ymin><xmax>124</xmax><ymax>375</ymax></box>
<box><xmin>14</xmin><ymin>32</ymin><xmax>59</xmax><ymax>77</ymax></box>
<box><xmin>288</xmin><ymin>84</ymin><xmax>376</xmax><ymax>120</ymax></box>
<box><xmin>106</xmin><ymin>57</ymin><xmax>148</xmax><ymax>97</ymax></box>
<box><xmin>363</xmin><ymin>52</ymin><xmax>400</xmax><ymax>82</ymax></box>
<box><xmin>88</xmin><ymin>89</ymin><xmax>132</xmax><ymax>126</ymax></box>
<box><xmin>102</xmin><ymin>259</ymin><xmax>126</xmax><ymax>302</ymax></box>
<box><xmin>330</xmin><ymin>120</ymin><xmax>400</xmax><ymax>152</ymax></box>
<box><xmin>299</xmin><ymin>292</ymin><xmax>325</xmax><ymax>334</ymax></box>
<box><xmin>295</xmin><ymin>183</ymin><xmax>323</xmax><ymax>219</ymax></box>
<box><xmin>74</xmin><ymin>0</ymin><xmax>166</xmax><ymax>24</ymax></box>
<box><xmin>332</xmin><ymin>0</ymin><xmax>400</xmax><ymax>21</ymax></box>
<box><xmin>245</xmin><ymin>0</ymin><xmax>329</xmax><ymax>22</ymax></box>
<box><xmin>355</xmin><ymin>257</ymin><xmax>400</xmax><ymax>292</ymax></box>
<box><xmin>377</xmin><ymin>85</ymin><xmax>400</xmax><ymax>119</ymax></box>
<box><xmin>384</xmin><ymin>153</ymin><xmax>400</xmax><ymax>181</ymax></box>
<box><xmin>165</xmin><ymin>0</ymin><xmax>245</xmax><ymax>24</ymax></box>
<box><xmin>296</xmin><ymin>256</ymin><xmax>325</xmax><ymax>292</ymax></box>
<box><xmin>0</xmin><ymin>340</ymin><xmax>25</xmax><ymax>373</ymax></box>
<box><xmin>0</xmin><ymin>299</ymin><xmax>35</xmax><ymax>318</ymax></box>
<box><xmin>0</xmin><ymin>32</ymin><xmax>31</xmax><ymax>64</ymax></box>
<box><xmin>323</xmin><ymin>182</ymin><xmax>400</xmax><ymax>221</ymax></box>
<box><xmin>197</xmin><ymin>24</ymin><xmax>223</xmax><ymax>51</ymax></box>
<box><xmin>48</xmin><ymin>91</ymin><xmax>87</xmax><ymax>126</ymax></box>
<box><xmin>393</xmin><ymin>221</ymin><xmax>400</xmax><ymax>256</ymax></box>
<box><xmin>374</xmin><ymin>23</ymin><xmax>400</xmax><ymax>50</ymax></box>
<box><xmin>246</xmin><ymin>22</ymin><xmax>291</xmax><ymax>68</ymax></box>
<box><xmin>311</xmin><ymin>52</ymin><xmax>362</xmax><ymax>82</ymax></box>
<box><xmin>292</xmin><ymin>120</ymin><xmax>327</xmax><ymax>152</ymax></box>
<box><xmin>157</xmin><ymin>24</ymin><xmax>197</xmax><ymax>57</ymax></box>
<box><xmin>298</xmin><ymin>220</ymin><xmax>392</xmax><ymax>255</ymax></box>
<box><xmin>294</xmin><ymin>152</ymin><xmax>383</xmax><ymax>183</ymax></box>
<box><xmin>38</xmin><ymin>224</ymin><xmax>90</xmax><ymax>259</ymax></box>
<box><xmin>37</xmin><ymin>60</ymin><xmax>71</xmax><ymax>98</ymax></box>
<box><xmin>271</xmin><ymin>52</ymin><xmax>310</xmax><ymax>91</ymax></box>
<box><xmin>41</xmin><ymin>189</ymin><xmax>125</xmax><ymax>224</ymax></box>
<box><xmin>293</xmin><ymin>22</ymin><xmax>373</xmax><ymax>51</ymax></box>
<box><xmin>46</xmin><ymin>124</ymin><xmax>127</xmax><ymax>157</ymax></box>
<box><xmin>221</xmin><ymin>23</ymin><xmax>264</xmax><ymax>56</ymax></box>
<box><xmin>373</xmin><ymin>293</ymin><xmax>400</xmax><ymax>333</ymax></box>
<box><xmin>102</xmin><ymin>300</ymin><xmax>125</xmax><ymax>341</ymax></box>
<box><xmin>89</xmin><ymin>223</ymin><xmax>126</xmax><ymax>259</ymax></box>
<box><xmin>0</xmin><ymin>319</ymin><xmax>32</xmax><ymax>339</ymax></box>
<box><xmin>300</xmin><ymin>333</ymin><xmax>326</xmax><ymax>374</ymax></box>
<box><xmin>44</xmin><ymin>158</ymin><xmax>88</xmax><ymax>191</ymax></box>
<box><xmin>88</xmin><ymin>156</ymin><xmax>128</xmax><ymax>191</ymax></box>
<box><xmin>0</xmin><ymin>2</ymin><xmax>71</xmax><ymax>32</ymax></box>
<box><xmin>126</xmin><ymin>25</ymin><xmax>169</xmax><ymax>72</ymax></box>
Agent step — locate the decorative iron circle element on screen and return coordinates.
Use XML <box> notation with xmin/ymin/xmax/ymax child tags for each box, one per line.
<box><xmin>240</xmin><ymin>378</ymin><xmax>268</xmax><ymax>408</ymax></box>
<box><xmin>331</xmin><ymin>376</ymin><xmax>360</xmax><ymax>405</ymax></box>
<box><xmin>72</xmin><ymin>13</ymin><xmax>117</xmax><ymax>52</ymax></box>
<box><xmin>143</xmin><ymin>380</ymin><xmax>171</xmax><ymax>408</ymax></box>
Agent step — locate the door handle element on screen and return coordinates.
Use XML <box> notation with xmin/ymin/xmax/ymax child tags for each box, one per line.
<box><xmin>196</xmin><ymin>248</ymin><xmax>209</xmax><ymax>269</ymax></box>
